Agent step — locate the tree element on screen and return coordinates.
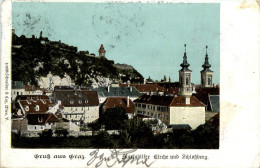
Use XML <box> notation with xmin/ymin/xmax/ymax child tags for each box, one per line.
<box><xmin>93</xmin><ymin>131</ymin><xmax>114</xmax><ymax>148</ymax></box>
<box><xmin>55</xmin><ymin>129</ymin><xmax>69</xmax><ymax>137</ymax></box>
<box><xmin>38</xmin><ymin>129</ymin><xmax>53</xmax><ymax>139</ymax></box>
<box><xmin>99</xmin><ymin>107</ymin><xmax>128</xmax><ymax>130</ymax></box>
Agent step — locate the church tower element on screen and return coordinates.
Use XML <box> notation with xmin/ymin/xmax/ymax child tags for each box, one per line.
<box><xmin>98</xmin><ymin>44</ymin><xmax>106</xmax><ymax>57</ymax></box>
<box><xmin>179</xmin><ymin>44</ymin><xmax>192</xmax><ymax>101</ymax></box>
<box><xmin>201</xmin><ymin>46</ymin><xmax>213</xmax><ymax>87</ymax></box>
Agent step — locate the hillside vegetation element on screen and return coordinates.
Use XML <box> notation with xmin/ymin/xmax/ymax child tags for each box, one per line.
<box><xmin>12</xmin><ymin>31</ymin><xmax>144</xmax><ymax>87</ymax></box>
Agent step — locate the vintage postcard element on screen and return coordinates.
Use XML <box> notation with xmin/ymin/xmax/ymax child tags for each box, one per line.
<box><xmin>1</xmin><ymin>0</ymin><xmax>259</xmax><ymax>167</ymax></box>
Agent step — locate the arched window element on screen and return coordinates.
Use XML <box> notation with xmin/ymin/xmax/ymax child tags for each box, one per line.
<box><xmin>208</xmin><ymin>77</ymin><xmax>211</xmax><ymax>85</ymax></box>
<box><xmin>186</xmin><ymin>77</ymin><xmax>189</xmax><ymax>85</ymax></box>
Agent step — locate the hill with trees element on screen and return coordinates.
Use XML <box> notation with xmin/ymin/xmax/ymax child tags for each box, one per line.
<box><xmin>12</xmin><ymin>31</ymin><xmax>144</xmax><ymax>87</ymax></box>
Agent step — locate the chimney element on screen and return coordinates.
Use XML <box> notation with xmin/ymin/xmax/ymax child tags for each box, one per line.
<box><xmin>127</xmin><ymin>96</ymin><xmax>129</xmax><ymax>107</ymax></box>
<box><xmin>185</xmin><ymin>96</ymin><xmax>190</xmax><ymax>105</ymax></box>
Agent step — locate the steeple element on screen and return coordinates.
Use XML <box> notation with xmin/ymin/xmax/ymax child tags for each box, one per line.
<box><xmin>178</xmin><ymin>44</ymin><xmax>192</xmax><ymax>97</ymax></box>
<box><xmin>202</xmin><ymin>46</ymin><xmax>211</xmax><ymax>70</ymax></box>
<box><xmin>180</xmin><ymin>44</ymin><xmax>190</xmax><ymax>71</ymax></box>
<box><xmin>200</xmin><ymin>46</ymin><xmax>213</xmax><ymax>87</ymax></box>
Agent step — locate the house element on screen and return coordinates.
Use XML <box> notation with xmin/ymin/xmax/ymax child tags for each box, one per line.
<box><xmin>101</xmin><ymin>97</ymin><xmax>135</xmax><ymax>119</ymax></box>
<box><xmin>11</xmin><ymin>95</ymin><xmax>79</xmax><ymax>133</ymax></box>
<box><xmin>12</xmin><ymin>81</ymin><xmax>41</xmax><ymax>100</ymax></box>
<box><xmin>92</xmin><ymin>85</ymin><xmax>141</xmax><ymax>104</ymax></box>
<box><xmin>53</xmin><ymin>88</ymin><xmax>99</xmax><ymax>126</ymax></box>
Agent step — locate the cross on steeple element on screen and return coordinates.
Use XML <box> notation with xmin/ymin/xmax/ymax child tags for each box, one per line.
<box><xmin>180</xmin><ymin>44</ymin><xmax>190</xmax><ymax>70</ymax></box>
<box><xmin>202</xmin><ymin>45</ymin><xmax>211</xmax><ymax>70</ymax></box>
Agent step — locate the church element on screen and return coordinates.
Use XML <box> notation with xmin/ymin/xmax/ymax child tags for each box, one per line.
<box><xmin>134</xmin><ymin>44</ymin><xmax>217</xmax><ymax>129</ymax></box>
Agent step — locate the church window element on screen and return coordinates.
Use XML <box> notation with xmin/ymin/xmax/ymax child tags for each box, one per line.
<box><xmin>186</xmin><ymin>77</ymin><xmax>189</xmax><ymax>85</ymax></box>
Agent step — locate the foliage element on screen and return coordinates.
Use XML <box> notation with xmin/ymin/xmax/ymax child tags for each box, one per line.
<box><xmin>98</xmin><ymin>106</ymin><xmax>128</xmax><ymax>130</ymax></box>
<box><xmin>38</xmin><ymin>129</ymin><xmax>53</xmax><ymax>139</ymax></box>
<box><xmin>55</xmin><ymin>129</ymin><xmax>69</xmax><ymax>137</ymax></box>
<box><xmin>92</xmin><ymin>131</ymin><xmax>114</xmax><ymax>148</ymax></box>
<box><xmin>12</xmin><ymin>32</ymin><xmax>144</xmax><ymax>86</ymax></box>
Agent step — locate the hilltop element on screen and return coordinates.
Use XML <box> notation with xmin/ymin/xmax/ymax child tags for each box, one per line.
<box><xmin>11</xmin><ymin>31</ymin><xmax>144</xmax><ymax>87</ymax></box>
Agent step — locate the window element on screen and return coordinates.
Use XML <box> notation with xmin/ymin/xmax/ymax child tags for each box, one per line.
<box><xmin>186</xmin><ymin>77</ymin><xmax>189</xmax><ymax>85</ymax></box>
<box><xmin>208</xmin><ymin>77</ymin><xmax>211</xmax><ymax>85</ymax></box>
<box><xmin>153</xmin><ymin>106</ymin><xmax>155</xmax><ymax>110</ymax></box>
<box><xmin>25</xmin><ymin>106</ymin><xmax>29</xmax><ymax>111</ymax></box>
<box><xmin>35</xmin><ymin>105</ymin><xmax>39</xmax><ymax>111</ymax></box>
<box><xmin>78</xmin><ymin>100</ymin><xmax>82</xmax><ymax>104</ymax></box>
<box><xmin>70</xmin><ymin>98</ymin><xmax>74</xmax><ymax>104</ymax></box>
<box><xmin>151</xmin><ymin>113</ymin><xmax>153</xmax><ymax>116</ymax></box>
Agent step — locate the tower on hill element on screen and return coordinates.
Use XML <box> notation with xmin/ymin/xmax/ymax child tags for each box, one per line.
<box><xmin>179</xmin><ymin>44</ymin><xmax>192</xmax><ymax>99</ymax></box>
<box><xmin>201</xmin><ymin>46</ymin><xmax>213</xmax><ymax>88</ymax></box>
<box><xmin>98</xmin><ymin>44</ymin><xmax>106</xmax><ymax>57</ymax></box>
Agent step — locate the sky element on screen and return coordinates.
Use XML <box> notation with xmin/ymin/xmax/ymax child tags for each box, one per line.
<box><xmin>12</xmin><ymin>2</ymin><xmax>220</xmax><ymax>84</ymax></box>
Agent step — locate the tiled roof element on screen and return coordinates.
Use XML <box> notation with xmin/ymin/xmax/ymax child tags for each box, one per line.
<box><xmin>12</xmin><ymin>81</ymin><xmax>24</xmax><ymax>89</ymax></box>
<box><xmin>164</xmin><ymin>87</ymin><xmax>179</xmax><ymax>95</ymax></box>
<box><xmin>15</xmin><ymin>95</ymin><xmax>50</xmax><ymax>101</ymax></box>
<box><xmin>119</xmin><ymin>84</ymin><xmax>165</xmax><ymax>92</ymax></box>
<box><xmin>24</xmin><ymin>85</ymin><xmax>36</xmax><ymax>91</ymax></box>
<box><xmin>46</xmin><ymin>113</ymin><xmax>60</xmax><ymax>122</ymax></box>
<box><xmin>54</xmin><ymin>85</ymin><xmax>74</xmax><ymax>91</ymax></box>
<box><xmin>103</xmin><ymin>97</ymin><xmax>135</xmax><ymax>114</ymax></box>
<box><xmin>93</xmin><ymin>86</ymin><xmax>141</xmax><ymax>97</ymax></box>
<box><xmin>19</xmin><ymin>99</ymin><xmax>54</xmax><ymax>113</ymax></box>
<box><xmin>134</xmin><ymin>94</ymin><xmax>175</xmax><ymax>106</ymax></box>
<box><xmin>27</xmin><ymin>113</ymin><xmax>60</xmax><ymax>125</ymax></box>
<box><xmin>156</xmin><ymin>82</ymin><xmax>181</xmax><ymax>88</ymax></box>
<box><xmin>209</xmin><ymin>95</ymin><xmax>220</xmax><ymax>112</ymax></box>
<box><xmin>170</xmin><ymin>96</ymin><xmax>205</xmax><ymax>107</ymax></box>
<box><xmin>195</xmin><ymin>87</ymin><xmax>219</xmax><ymax>110</ymax></box>
<box><xmin>195</xmin><ymin>87</ymin><xmax>219</xmax><ymax>95</ymax></box>
<box><xmin>54</xmin><ymin>90</ymin><xmax>99</xmax><ymax>106</ymax></box>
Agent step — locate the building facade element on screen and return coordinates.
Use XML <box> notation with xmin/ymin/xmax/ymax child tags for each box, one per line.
<box><xmin>54</xmin><ymin>88</ymin><xmax>99</xmax><ymax>125</ymax></box>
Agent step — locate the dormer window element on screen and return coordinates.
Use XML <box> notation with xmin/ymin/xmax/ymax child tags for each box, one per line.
<box><xmin>78</xmin><ymin>100</ymin><xmax>82</xmax><ymax>104</ymax></box>
<box><xmin>70</xmin><ymin>98</ymin><xmax>74</xmax><ymax>104</ymax></box>
<box><xmin>84</xmin><ymin>98</ymin><xmax>88</xmax><ymax>103</ymax></box>
<box><xmin>25</xmin><ymin>105</ymin><xmax>29</xmax><ymax>111</ymax></box>
<box><xmin>35</xmin><ymin>105</ymin><xmax>39</xmax><ymax>111</ymax></box>
<box><xmin>79</xmin><ymin>93</ymin><xmax>82</xmax><ymax>97</ymax></box>
<box><xmin>41</xmin><ymin>99</ymin><xmax>46</xmax><ymax>104</ymax></box>
<box><xmin>38</xmin><ymin>116</ymin><xmax>43</xmax><ymax>122</ymax></box>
